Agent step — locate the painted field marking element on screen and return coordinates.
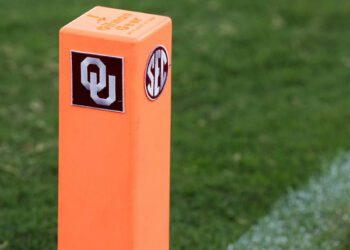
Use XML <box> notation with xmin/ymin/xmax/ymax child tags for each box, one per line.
<box><xmin>230</xmin><ymin>154</ymin><xmax>350</xmax><ymax>250</ymax></box>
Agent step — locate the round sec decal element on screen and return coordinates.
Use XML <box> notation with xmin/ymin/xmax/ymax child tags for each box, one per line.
<box><xmin>145</xmin><ymin>46</ymin><xmax>169</xmax><ymax>100</ymax></box>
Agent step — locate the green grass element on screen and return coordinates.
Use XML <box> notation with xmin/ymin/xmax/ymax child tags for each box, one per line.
<box><xmin>1</xmin><ymin>0</ymin><xmax>350</xmax><ymax>249</ymax></box>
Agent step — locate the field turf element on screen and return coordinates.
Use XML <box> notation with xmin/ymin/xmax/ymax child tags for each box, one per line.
<box><xmin>1</xmin><ymin>0</ymin><xmax>350</xmax><ymax>249</ymax></box>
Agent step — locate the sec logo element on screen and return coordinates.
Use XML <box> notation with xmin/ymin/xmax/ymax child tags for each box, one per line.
<box><xmin>145</xmin><ymin>46</ymin><xmax>169</xmax><ymax>100</ymax></box>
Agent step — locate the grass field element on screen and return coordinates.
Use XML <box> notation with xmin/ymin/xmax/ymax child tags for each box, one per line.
<box><xmin>1</xmin><ymin>0</ymin><xmax>350</xmax><ymax>249</ymax></box>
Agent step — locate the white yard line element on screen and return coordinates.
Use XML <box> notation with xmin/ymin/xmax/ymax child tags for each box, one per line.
<box><xmin>230</xmin><ymin>154</ymin><xmax>350</xmax><ymax>250</ymax></box>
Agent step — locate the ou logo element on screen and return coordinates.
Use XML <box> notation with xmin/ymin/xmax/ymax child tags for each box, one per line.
<box><xmin>80</xmin><ymin>57</ymin><xmax>116</xmax><ymax>106</ymax></box>
<box><xmin>145</xmin><ymin>46</ymin><xmax>169</xmax><ymax>100</ymax></box>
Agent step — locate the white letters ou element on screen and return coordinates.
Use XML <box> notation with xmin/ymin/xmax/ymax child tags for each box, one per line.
<box><xmin>80</xmin><ymin>57</ymin><xmax>116</xmax><ymax>106</ymax></box>
<box><xmin>147</xmin><ymin>48</ymin><xmax>168</xmax><ymax>99</ymax></box>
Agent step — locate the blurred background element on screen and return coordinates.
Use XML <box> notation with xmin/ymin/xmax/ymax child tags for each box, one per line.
<box><xmin>1</xmin><ymin>0</ymin><xmax>350</xmax><ymax>249</ymax></box>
